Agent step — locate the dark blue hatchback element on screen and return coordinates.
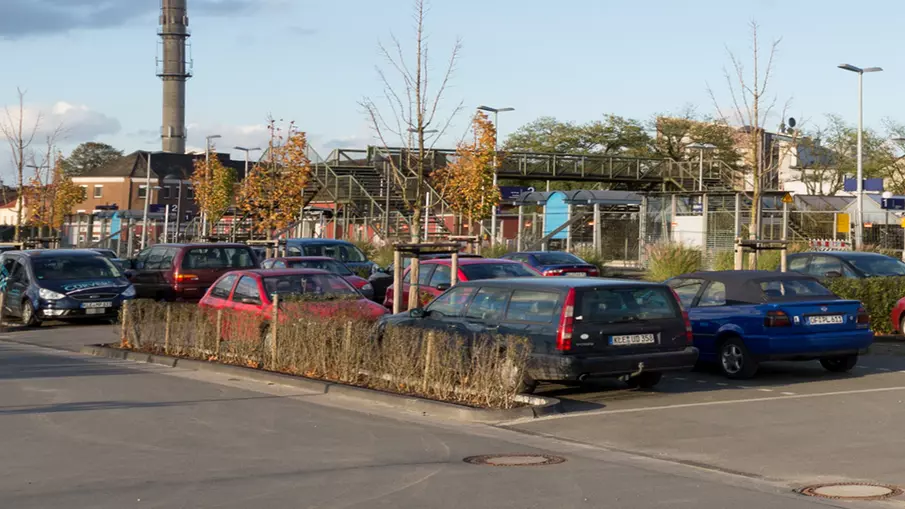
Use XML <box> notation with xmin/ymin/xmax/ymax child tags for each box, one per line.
<box><xmin>284</xmin><ymin>239</ymin><xmax>377</xmax><ymax>274</ymax></box>
<box><xmin>0</xmin><ymin>250</ymin><xmax>135</xmax><ymax>326</ymax></box>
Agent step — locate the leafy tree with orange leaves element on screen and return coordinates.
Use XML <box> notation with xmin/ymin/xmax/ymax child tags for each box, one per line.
<box><xmin>191</xmin><ymin>147</ymin><xmax>237</xmax><ymax>226</ymax></box>
<box><xmin>24</xmin><ymin>152</ymin><xmax>83</xmax><ymax>230</ymax></box>
<box><xmin>237</xmin><ymin>119</ymin><xmax>311</xmax><ymax>234</ymax></box>
<box><xmin>432</xmin><ymin>111</ymin><xmax>500</xmax><ymax>231</ymax></box>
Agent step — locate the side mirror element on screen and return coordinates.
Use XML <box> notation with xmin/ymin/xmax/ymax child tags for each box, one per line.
<box><xmin>409</xmin><ymin>308</ymin><xmax>426</xmax><ymax>319</ymax></box>
<box><xmin>824</xmin><ymin>271</ymin><xmax>843</xmax><ymax>278</ymax></box>
<box><xmin>434</xmin><ymin>283</ymin><xmax>451</xmax><ymax>291</ymax></box>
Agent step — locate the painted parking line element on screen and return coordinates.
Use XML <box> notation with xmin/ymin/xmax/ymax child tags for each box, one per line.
<box><xmin>757</xmin><ymin>388</ymin><xmax>773</xmax><ymax>392</ymax></box>
<box><xmin>780</xmin><ymin>392</ymin><xmax>796</xmax><ymax>396</ymax></box>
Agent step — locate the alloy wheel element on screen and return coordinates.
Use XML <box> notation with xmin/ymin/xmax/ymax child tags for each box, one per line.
<box><xmin>721</xmin><ymin>344</ymin><xmax>744</xmax><ymax>374</ymax></box>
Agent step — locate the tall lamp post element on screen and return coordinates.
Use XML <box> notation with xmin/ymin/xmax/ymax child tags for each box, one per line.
<box><xmin>202</xmin><ymin>134</ymin><xmax>222</xmax><ymax>237</ymax></box>
<box><xmin>838</xmin><ymin>64</ymin><xmax>882</xmax><ymax>250</ymax></box>
<box><xmin>140</xmin><ymin>151</ymin><xmax>164</xmax><ymax>250</ymax></box>
<box><xmin>477</xmin><ymin>105</ymin><xmax>515</xmax><ymax>247</ymax></box>
<box><xmin>233</xmin><ymin>146</ymin><xmax>261</xmax><ymax>178</ymax></box>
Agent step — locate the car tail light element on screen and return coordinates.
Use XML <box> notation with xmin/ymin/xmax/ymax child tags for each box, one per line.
<box><xmin>544</xmin><ymin>269</ymin><xmax>564</xmax><ymax>276</ymax></box>
<box><xmin>764</xmin><ymin>310</ymin><xmax>792</xmax><ymax>327</ymax></box>
<box><xmin>175</xmin><ymin>273</ymin><xmax>199</xmax><ymax>283</ymax></box>
<box><xmin>682</xmin><ymin>311</ymin><xmax>693</xmax><ymax>345</ymax></box>
<box><xmin>587</xmin><ymin>268</ymin><xmax>599</xmax><ymax>276</ymax></box>
<box><xmin>556</xmin><ymin>288</ymin><xmax>575</xmax><ymax>351</ymax></box>
<box><xmin>857</xmin><ymin>306</ymin><xmax>870</xmax><ymax>325</ymax></box>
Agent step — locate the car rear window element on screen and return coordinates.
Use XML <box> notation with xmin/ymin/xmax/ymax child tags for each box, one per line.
<box><xmin>461</xmin><ymin>263</ymin><xmax>537</xmax><ymax>280</ymax></box>
<box><xmin>846</xmin><ymin>256</ymin><xmax>905</xmax><ymax>277</ymax></box>
<box><xmin>181</xmin><ymin>247</ymin><xmax>256</xmax><ymax>270</ymax></box>
<box><xmin>33</xmin><ymin>255</ymin><xmax>122</xmax><ymax>280</ymax></box>
<box><xmin>759</xmin><ymin>279</ymin><xmax>834</xmax><ymax>300</ymax></box>
<box><xmin>263</xmin><ymin>274</ymin><xmax>358</xmax><ymax>299</ymax></box>
<box><xmin>286</xmin><ymin>259</ymin><xmax>353</xmax><ymax>276</ymax></box>
<box><xmin>292</xmin><ymin>244</ymin><xmax>367</xmax><ymax>263</ymax></box>
<box><xmin>534</xmin><ymin>252</ymin><xmax>582</xmax><ymax>265</ymax></box>
<box><xmin>577</xmin><ymin>287</ymin><xmax>680</xmax><ymax>324</ymax></box>
<box><xmin>505</xmin><ymin>290</ymin><xmax>560</xmax><ymax>322</ymax></box>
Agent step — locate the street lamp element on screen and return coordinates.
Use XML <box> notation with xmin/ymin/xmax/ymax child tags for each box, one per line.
<box><xmin>201</xmin><ymin>134</ymin><xmax>222</xmax><ymax>236</ymax></box>
<box><xmin>140</xmin><ymin>151</ymin><xmax>165</xmax><ymax>250</ymax></box>
<box><xmin>233</xmin><ymin>146</ymin><xmax>261</xmax><ymax>177</ymax></box>
<box><xmin>687</xmin><ymin>143</ymin><xmax>717</xmax><ymax>192</ymax></box>
<box><xmin>477</xmin><ymin>105</ymin><xmax>515</xmax><ymax>246</ymax></box>
<box><xmin>838</xmin><ymin>63</ymin><xmax>883</xmax><ymax>250</ymax></box>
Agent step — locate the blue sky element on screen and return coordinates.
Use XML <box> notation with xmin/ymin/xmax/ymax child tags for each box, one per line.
<box><xmin>2</xmin><ymin>0</ymin><xmax>904</xmax><ymax>177</ymax></box>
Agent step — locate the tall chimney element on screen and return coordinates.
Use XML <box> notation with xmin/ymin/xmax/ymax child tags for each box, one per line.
<box><xmin>158</xmin><ymin>0</ymin><xmax>192</xmax><ymax>153</ymax></box>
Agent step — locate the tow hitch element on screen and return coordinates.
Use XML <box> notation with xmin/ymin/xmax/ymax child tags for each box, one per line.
<box><xmin>619</xmin><ymin>362</ymin><xmax>646</xmax><ymax>382</ymax></box>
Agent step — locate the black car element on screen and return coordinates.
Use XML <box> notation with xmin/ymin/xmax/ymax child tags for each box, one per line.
<box><xmin>0</xmin><ymin>250</ymin><xmax>135</xmax><ymax>326</ymax></box>
<box><xmin>501</xmin><ymin>251</ymin><xmax>599</xmax><ymax>277</ymax></box>
<box><xmin>378</xmin><ymin>278</ymin><xmax>698</xmax><ymax>392</ymax></box>
<box><xmin>787</xmin><ymin>251</ymin><xmax>905</xmax><ymax>279</ymax></box>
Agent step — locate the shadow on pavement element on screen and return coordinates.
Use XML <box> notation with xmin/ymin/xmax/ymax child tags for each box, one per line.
<box><xmin>0</xmin><ymin>394</ymin><xmax>315</xmax><ymax>416</ymax></box>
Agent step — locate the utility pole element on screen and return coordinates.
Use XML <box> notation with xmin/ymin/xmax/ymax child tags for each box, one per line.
<box><xmin>478</xmin><ymin>105</ymin><xmax>515</xmax><ymax>247</ymax></box>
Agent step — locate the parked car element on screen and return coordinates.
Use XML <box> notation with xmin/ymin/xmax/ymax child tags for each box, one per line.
<box><xmin>200</xmin><ymin>269</ymin><xmax>387</xmax><ymax>339</ymax></box>
<box><xmin>261</xmin><ymin>256</ymin><xmax>374</xmax><ymax>300</ymax></box>
<box><xmin>379</xmin><ymin>278</ymin><xmax>698</xmax><ymax>392</ymax></box>
<box><xmin>372</xmin><ymin>253</ymin><xmax>483</xmax><ymax>303</ymax></box>
<box><xmin>0</xmin><ymin>249</ymin><xmax>135</xmax><ymax>326</ymax></box>
<box><xmin>383</xmin><ymin>258</ymin><xmax>541</xmax><ymax>310</ymax></box>
<box><xmin>125</xmin><ymin>243</ymin><xmax>258</xmax><ymax>301</ymax></box>
<box><xmin>787</xmin><ymin>251</ymin><xmax>905</xmax><ymax>279</ymax></box>
<box><xmin>667</xmin><ymin>270</ymin><xmax>872</xmax><ymax>379</ymax></box>
<box><xmin>284</xmin><ymin>239</ymin><xmax>377</xmax><ymax>275</ymax></box>
<box><xmin>501</xmin><ymin>251</ymin><xmax>599</xmax><ymax>277</ymax></box>
<box><xmin>90</xmin><ymin>248</ymin><xmax>127</xmax><ymax>271</ymax></box>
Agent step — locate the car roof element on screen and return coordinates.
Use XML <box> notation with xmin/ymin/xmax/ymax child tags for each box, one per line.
<box><xmin>152</xmin><ymin>243</ymin><xmax>251</xmax><ymax>249</ymax></box>
<box><xmin>270</xmin><ymin>256</ymin><xmax>335</xmax><ymax>261</ymax></box>
<box><xmin>792</xmin><ymin>251</ymin><xmax>895</xmax><ymax>260</ymax></box>
<box><xmin>672</xmin><ymin>270</ymin><xmax>823</xmax><ymax>304</ymax></box>
<box><xmin>457</xmin><ymin>277</ymin><xmax>663</xmax><ymax>289</ymax></box>
<box><xmin>16</xmin><ymin>249</ymin><xmax>105</xmax><ymax>257</ymax></box>
<box><xmin>511</xmin><ymin>251</ymin><xmax>576</xmax><ymax>256</ymax></box>
<box><xmin>285</xmin><ymin>238</ymin><xmax>354</xmax><ymax>246</ymax></box>
<box><xmin>235</xmin><ymin>268</ymin><xmax>332</xmax><ymax>277</ymax></box>
<box><xmin>422</xmin><ymin>257</ymin><xmax>521</xmax><ymax>266</ymax></box>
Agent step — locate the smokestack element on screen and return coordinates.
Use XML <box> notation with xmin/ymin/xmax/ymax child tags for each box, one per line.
<box><xmin>158</xmin><ymin>0</ymin><xmax>192</xmax><ymax>153</ymax></box>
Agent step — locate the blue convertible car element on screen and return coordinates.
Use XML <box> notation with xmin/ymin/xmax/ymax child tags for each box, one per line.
<box><xmin>667</xmin><ymin>271</ymin><xmax>872</xmax><ymax>379</ymax></box>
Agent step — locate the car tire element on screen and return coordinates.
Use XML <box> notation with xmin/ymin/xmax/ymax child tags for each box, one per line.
<box><xmin>718</xmin><ymin>337</ymin><xmax>758</xmax><ymax>379</ymax></box>
<box><xmin>21</xmin><ymin>300</ymin><xmax>40</xmax><ymax>327</ymax></box>
<box><xmin>625</xmin><ymin>371</ymin><xmax>663</xmax><ymax>389</ymax></box>
<box><xmin>820</xmin><ymin>354</ymin><xmax>858</xmax><ymax>373</ymax></box>
<box><xmin>899</xmin><ymin>315</ymin><xmax>905</xmax><ymax>336</ymax></box>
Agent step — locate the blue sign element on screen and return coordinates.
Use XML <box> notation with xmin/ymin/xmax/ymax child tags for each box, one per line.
<box><xmin>543</xmin><ymin>192</ymin><xmax>569</xmax><ymax>240</ymax></box>
<box><xmin>882</xmin><ymin>197</ymin><xmax>905</xmax><ymax>210</ymax></box>
<box><xmin>844</xmin><ymin>178</ymin><xmax>884</xmax><ymax>192</ymax></box>
<box><xmin>692</xmin><ymin>203</ymin><xmax>703</xmax><ymax>213</ymax></box>
<box><xmin>499</xmin><ymin>186</ymin><xmax>534</xmax><ymax>201</ymax></box>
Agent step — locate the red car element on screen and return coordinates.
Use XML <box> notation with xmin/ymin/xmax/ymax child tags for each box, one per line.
<box><xmin>383</xmin><ymin>258</ymin><xmax>540</xmax><ymax>310</ymax></box>
<box><xmin>200</xmin><ymin>269</ymin><xmax>387</xmax><ymax>340</ymax></box>
<box><xmin>261</xmin><ymin>256</ymin><xmax>374</xmax><ymax>300</ymax></box>
<box><xmin>891</xmin><ymin>298</ymin><xmax>905</xmax><ymax>334</ymax></box>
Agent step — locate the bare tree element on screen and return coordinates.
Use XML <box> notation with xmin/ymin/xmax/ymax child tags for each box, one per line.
<box><xmin>361</xmin><ymin>0</ymin><xmax>463</xmax><ymax>244</ymax></box>
<box><xmin>709</xmin><ymin>22</ymin><xmax>795</xmax><ymax>268</ymax></box>
<box><xmin>1</xmin><ymin>88</ymin><xmax>42</xmax><ymax>242</ymax></box>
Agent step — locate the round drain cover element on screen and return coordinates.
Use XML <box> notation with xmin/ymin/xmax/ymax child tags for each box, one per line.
<box><xmin>463</xmin><ymin>454</ymin><xmax>566</xmax><ymax>467</ymax></box>
<box><xmin>800</xmin><ymin>483</ymin><xmax>902</xmax><ymax>500</ymax></box>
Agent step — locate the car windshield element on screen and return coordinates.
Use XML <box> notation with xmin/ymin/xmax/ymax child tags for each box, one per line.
<box><xmin>460</xmin><ymin>263</ymin><xmax>537</xmax><ymax>280</ymax></box>
<box><xmin>576</xmin><ymin>287</ymin><xmax>680</xmax><ymax>323</ymax></box>
<box><xmin>296</xmin><ymin>244</ymin><xmax>366</xmax><ymax>263</ymax></box>
<box><xmin>759</xmin><ymin>279</ymin><xmax>834</xmax><ymax>300</ymax></box>
<box><xmin>534</xmin><ymin>252</ymin><xmax>583</xmax><ymax>265</ymax></box>
<box><xmin>846</xmin><ymin>256</ymin><xmax>905</xmax><ymax>277</ymax></box>
<box><xmin>263</xmin><ymin>274</ymin><xmax>359</xmax><ymax>299</ymax></box>
<box><xmin>286</xmin><ymin>259</ymin><xmax>353</xmax><ymax>276</ymax></box>
<box><xmin>33</xmin><ymin>255</ymin><xmax>122</xmax><ymax>280</ymax></box>
<box><xmin>181</xmin><ymin>247</ymin><xmax>256</xmax><ymax>270</ymax></box>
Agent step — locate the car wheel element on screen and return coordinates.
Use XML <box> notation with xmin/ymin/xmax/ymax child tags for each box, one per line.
<box><xmin>625</xmin><ymin>371</ymin><xmax>663</xmax><ymax>389</ymax></box>
<box><xmin>899</xmin><ymin>315</ymin><xmax>905</xmax><ymax>336</ymax></box>
<box><xmin>820</xmin><ymin>354</ymin><xmax>858</xmax><ymax>373</ymax></box>
<box><xmin>21</xmin><ymin>300</ymin><xmax>40</xmax><ymax>327</ymax></box>
<box><xmin>718</xmin><ymin>337</ymin><xmax>757</xmax><ymax>379</ymax></box>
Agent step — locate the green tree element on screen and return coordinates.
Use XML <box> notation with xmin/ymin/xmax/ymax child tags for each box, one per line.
<box><xmin>503</xmin><ymin>115</ymin><xmax>651</xmax><ymax>155</ymax></box>
<box><xmin>652</xmin><ymin>112</ymin><xmax>740</xmax><ymax>170</ymax></box>
<box><xmin>61</xmin><ymin>142</ymin><xmax>123</xmax><ymax>176</ymax></box>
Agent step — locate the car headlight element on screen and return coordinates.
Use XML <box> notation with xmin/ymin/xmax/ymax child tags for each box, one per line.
<box><xmin>361</xmin><ymin>283</ymin><xmax>373</xmax><ymax>292</ymax></box>
<box><xmin>39</xmin><ymin>288</ymin><xmax>66</xmax><ymax>300</ymax></box>
<box><xmin>121</xmin><ymin>285</ymin><xmax>136</xmax><ymax>298</ymax></box>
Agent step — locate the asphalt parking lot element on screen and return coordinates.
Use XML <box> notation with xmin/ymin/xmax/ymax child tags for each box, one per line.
<box><xmin>8</xmin><ymin>322</ymin><xmax>905</xmax><ymax>496</ymax></box>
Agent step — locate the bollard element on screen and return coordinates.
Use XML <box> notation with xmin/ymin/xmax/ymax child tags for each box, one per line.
<box><xmin>120</xmin><ymin>300</ymin><xmax>130</xmax><ymax>348</ymax></box>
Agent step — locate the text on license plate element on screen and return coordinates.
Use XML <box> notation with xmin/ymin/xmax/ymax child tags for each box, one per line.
<box><xmin>565</xmin><ymin>272</ymin><xmax>587</xmax><ymax>277</ymax></box>
<box><xmin>610</xmin><ymin>333</ymin><xmax>656</xmax><ymax>346</ymax></box>
<box><xmin>81</xmin><ymin>301</ymin><xmax>113</xmax><ymax>309</ymax></box>
<box><xmin>809</xmin><ymin>315</ymin><xmax>843</xmax><ymax>325</ymax></box>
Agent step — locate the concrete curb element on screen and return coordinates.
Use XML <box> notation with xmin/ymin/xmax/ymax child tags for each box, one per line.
<box><xmin>80</xmin><ymin>344</ymin><xmax>563</xmax><ymax>423</ymax></box>
<box><xmin>872</xmin><ymin>335</ymin><xmax>904</xmax><ymax>344</ymax></box>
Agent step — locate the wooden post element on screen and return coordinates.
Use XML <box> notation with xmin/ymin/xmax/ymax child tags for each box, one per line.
<box><xmin>422</xmin><ymin>331</ymin><xmax>435</xmax><ymax>394</ymax></box>
<box><xmin>213</xmin><ymin>309</ymin><xmax>222</xmax><ymax>356</ymax></box>
<box><xmin>270</xmin><ymin>294</ymin><xmax>279</xmax><ymax>369</ymax></box>
<box><xmin>164</xmin><ymin>302</ymin><xmax>172</xmax><ymax>354</ymax></box>
<box><xmin>407</xmin><ymin>258</ymin><xmax>420</xmax><ymax>311</ymax></box>
<box><xmin>450</xmin><ymin>251</ymin><xmax>459</xmax><ymax>286</ymax></box>
<box><xmin>393</xmin><ymin>249</ymin><xmax>403</xmax><ymax>314</ymax></box>
<box><xmin>120</xmin><ymin>300</ymin><xmax>130</xmax><ymax>348</ymax></box>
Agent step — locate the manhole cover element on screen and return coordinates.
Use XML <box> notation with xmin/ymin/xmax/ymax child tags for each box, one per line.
<box><xmin>800</xmin><ymin>483</ymin><xmax>903</xmax><ymax>500</ymax></box>
<box><xmin>463</xmin><ymin>454</ymin><xmax>566</xmax><ymax>467</ymax></box>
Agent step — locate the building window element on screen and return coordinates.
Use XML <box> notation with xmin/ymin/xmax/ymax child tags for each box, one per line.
<box><xmin>79</xmin><ymin>185</ymin><xmax>88</xmax><ymax>201</ymax></box>
<box><xmin>138</xmin><ymin>185</ymin><xmax>147</xmax><ymax>199</ymax></box>
<box><xmin>93</xmin><ymin>185</ymin><xmax>103</xmax><ymax>198</ymax></box>
<box><xmin>186</xmin><ymin>186</ymin><xmax>194</xmax><ymax>198</ymax></box>
<box><xmin>162</xmin><ymin>186</ymin><xmax>171</xmax><ymax>199</ymax></box>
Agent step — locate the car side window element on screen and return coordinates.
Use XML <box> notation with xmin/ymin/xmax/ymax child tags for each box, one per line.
<box><xmin>465</xmin><ymin>287</ymin><xmax>511</xmax><ymax>321</ymax></box>
<box><xmin>842</xmin><ymin>263</ymin><xmax>857</xmax><ymax>278</ymax></box>
<box><xmin>144</xmin><ymin>247</ymin><xmax>166</xmax><ymax>270</ymax></box>
<box><xmin>505</xmin><ymin>290</ymin><xmax>560</xmax><ymax>323</ymax></box>
<box><xmin>160</xmin><ymin>248</ymin><xmax>177</xmax><ymax>270</ymax></box>
<box><xmin>808</xmin><ymin>256</ymin><xmax>842</xmax><ymax>277</ymax></box>
<box><xmin>668</xmin><ymin>278</ymin><xmax>704</xmax><ymax>308</ymax></box>
<box><xmin>232</xmin><ymin>276</ymin><xmax>262</xmax><ymax>304</ymax></box>
<box><xmin>287</xmin><ymin>246</ymin><xmax>302</xmax><ymax>256</ymax></box>
<box><xmin>9</xmin><ymin>260</ymin><xmax>27</xmax><ymax>283</ymax></box>
<box><xmin>427</xmin><ymin>286</ymin><xmax>476</xmax><ymax>317</ymax></box>
<box><xmin>135</xmin><ymin>248</ymin><xmax>153</xmax><ymax>267</ymax></box>
<box><xmin>418</xmin><ymin>265</ymin><xmax>435</xmax><ymax>285</ymax></box>
<box><xmin>261</xmin><ymin>260</ymin><xmax>273</xmax><ymax>269</ymax></box>
<box><xmin>429</xmin><ymin>265</ymin><xmax>451</xmax><ymax>288</ymax></box>
<box><xmin>788</xmin><ymin>256</ymin><xmax>808</xmax><ymax>273</ymax></box>
<box><xmin>210</xmin><ymin>274</ymin><xmax>238</xmax><ymax>299</ymax></box>
<box><xmin>402</xmin><ymin>268</ymin><xmax>412</xmax><ymax>283</ymax></box>
<box><xmin>1</xmin><ymin>257</ymin><xmax>16</xmax><ymax>282</ymax></box>
<box><xmin>697</xmin><ymin>281</ymin><xmax>727</xmax><ymax>307</ymax></box>
<box><xmin>274</xmin><ymin>261</ymin><xmax>286</xmax><ymax>269</ymax></box>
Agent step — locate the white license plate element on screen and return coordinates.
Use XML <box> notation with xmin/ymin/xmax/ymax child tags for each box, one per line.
<box><xmin>85</xmin><ymin>307</ymin><xmax>107</xmax><ymax>315</ymax></box>
<box><xmin>81</xmin><ymin>301</ymin><xmax>113</xmax><ymax>309</ymax></box>
<box><xmin>565</xmin><ymin>272</ymin><xmax>587</xmax><ymax>277</ymax></box>
<box><xmin>809</xmin><ymin>315</ymin><xmax>843</xmax><ymax>325</ymax></box>
<box><xmin>611</xmin><ymin>333</ymin><xmax>656</xmax><ymax>346</ymax></box>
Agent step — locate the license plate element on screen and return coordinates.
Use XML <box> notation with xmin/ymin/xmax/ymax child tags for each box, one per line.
<box><xmin>610</xmin><ymin>333</ymin><xmax>656</xmax><ymax>346</ymax></box>
<box><xmin>85</xmin><ymin>307</ymin><xmax>107</xmax><ymax>315</ymax></box>
<box><xmin>565</xmin><ymin>272</ymin><xmax>587</xmax><ymax>277</ymax></box>
<box><xmin>809</xmin><ymin>315</ymin><xmax>843</xmax><ymax>325</ymax></box>
<box><xmin>81</xmin><ymin>301</ymin><xmax>113</xmax><ymax>309</ymax></box>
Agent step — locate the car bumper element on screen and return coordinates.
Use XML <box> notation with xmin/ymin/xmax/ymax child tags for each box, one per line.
<box><xmin>745</xmin><ymin>330</ymin><xmax>873</xmax><ymax>360</ymax></box>
<box><xmin>38</xmin><ymin>296</ymin><xmax>131</xmax><ymax>320</ymax></box>
<box><xmin>530</xmin><ymin>347</ymin><xmax>699</xmax><ymax>382</ymax></box>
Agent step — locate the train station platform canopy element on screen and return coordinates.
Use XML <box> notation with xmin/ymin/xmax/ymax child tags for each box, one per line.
<box><xmin>508</xmin><ymin>190</ymin><xmax>643</xmax><ymax>206</ymax></box>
